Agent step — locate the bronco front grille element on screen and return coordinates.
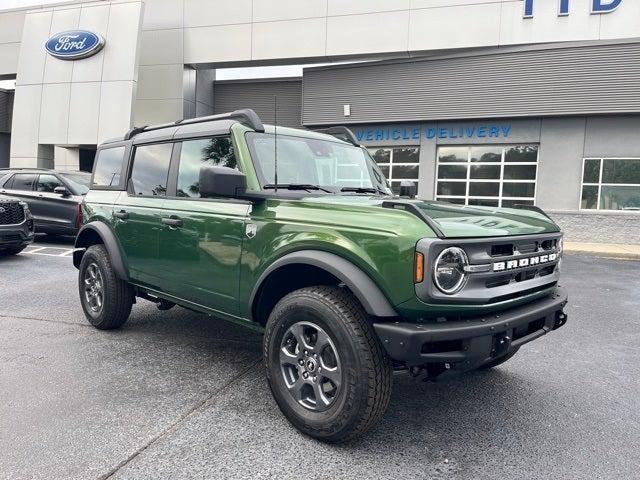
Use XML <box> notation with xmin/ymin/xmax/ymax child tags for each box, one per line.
<box><xmin>415</xmin><ymin>232</ymin><xmax>562</xmax><ymax>305</ymax></box>
<box><xmin>0</xmin><ymin>203</ymin><xmax>25</xmax><ymax>225</ymax></box>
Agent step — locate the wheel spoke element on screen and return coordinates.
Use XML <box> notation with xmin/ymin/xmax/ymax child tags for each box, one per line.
<box><xmin>288</xmin><ymin>377</ymin><xmax>305</xmax><ymax>402</ymax></box>
<box><xmin>314</xmin><ymin>329</ymin><xmax>332</xmax><ymax>352</ymax></box>
<box><xmin>312</xmin><ymin>381</ymin><xmax>330</xmax><ymax>409</ymax></box>
<box><xmin>279</xmin><ymin>346</ymin><xmax>298</xmax><ymax>367</ymax></box>
<box><xmin>320</xmin><ymin>366</ymin><xmax>341</xmax><ymax>387</ymax></box>
<box><xmin>289</xmin><ymin>323</ymin><xmax>311</xmax><ymax>350</ymax></box>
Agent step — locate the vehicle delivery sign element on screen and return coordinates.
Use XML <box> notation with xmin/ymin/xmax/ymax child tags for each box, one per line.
<box><xmin>45</xmin><ymin>30</ymin><xmax>105</xmax><ymax>60</ymax></box>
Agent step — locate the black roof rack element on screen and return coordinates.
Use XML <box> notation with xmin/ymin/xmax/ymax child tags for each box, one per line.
<box><xmin>315</xmin><ymin>126</ymin><xmax>359</xmax><ymax>146</ymax></box>
<box><xmin>123</xmin><ymin>109</ymin><xmax>265</xmax><ymax>141</ymax></box>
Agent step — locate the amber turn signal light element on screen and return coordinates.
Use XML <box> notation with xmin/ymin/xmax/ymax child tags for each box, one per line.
<box><xmin>414</xmin><ymin>252</ymin><xmax>424</xmax><ymax>283</ymax></box>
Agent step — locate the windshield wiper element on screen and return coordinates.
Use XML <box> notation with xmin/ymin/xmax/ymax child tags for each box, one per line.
<box><xmin>263</xmin><ymin>183</ymin><xmax>334</xmax><ymax>193</ymax></box>
<box><xmin>340</xmin><ymin>186</ymin><xmax>386</xmax><ymax>195</ymax></box>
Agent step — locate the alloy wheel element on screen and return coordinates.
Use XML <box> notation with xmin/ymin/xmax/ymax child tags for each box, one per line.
<box><xmin>279</xmin><ymin>321</ymin><xmax>342</xmax><ymax>412</ymax></box>
<box><xmin>83</xmin><ymin>262</ymin><xmax>104</xmax><ymax>313</ymax></box>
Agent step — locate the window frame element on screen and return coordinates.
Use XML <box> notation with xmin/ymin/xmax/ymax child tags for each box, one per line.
<box><xmin>434</xmin><ymin>144</ymin><xmax>539</xmax><ymax>208</ymax></box>
<box><xmin>580</xmin><ymin>157</ymin><xmax>640</xmax><ymax>211</ymax></box>
<box><xmin>35</xmin><ymin>173</ymin><xmax>64</xmax><ymax>193</ymax></box>
<box><xmin>166</xmin><ymin>134</ymin><xmax>241</xmax><ymax>201</ymax></box>
<box><xmin>368</xmin><ymin>146</ymin><xmax>420</xmax><ymax>194</ymax></box>
<box><xmin>126</xmin><ymin>140</ymin><xmax>175</xmax><ymax>198</ymax></box>
<box><xmin>5</xmin><ymin>172</ymin><xmax>38</xmax><ymax>192</ymax></box>
<box><xmin>90</xmin><ymin>143</ymin><xmax>131</xmax><ymax>191</ymax></box>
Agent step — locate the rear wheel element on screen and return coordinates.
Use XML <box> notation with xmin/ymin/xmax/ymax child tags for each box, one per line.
<box><xmin>79</xmin><ymin>244</ymin><xmax>134</xmax><ymax>330</ymax></box>
<box><xmin>0</xmin><ymin>246</ymin><xmax>26</xmax><ymax>256</ymax></box>
<box><xmin>264</xmin><ymin>286</ymin><xmax>392</xmax><ymax>443</ymax></box>
<box><xmin>478</xmin><ymin>347</ymin><xmax>521</xmax><ymax>370</ymax></box>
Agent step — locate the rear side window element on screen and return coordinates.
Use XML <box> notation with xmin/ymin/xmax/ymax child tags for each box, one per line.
<box><xmin>130</xmin><ymin>143</ymin><xmax>173</xmax><ymax>196</ymax></box>
<box><xmin>93</xmin><ymin>146</ymin><xmax>126</xmax><ymax>187</ymax></box>
<box><xmin>176</xmin><ymin>137</ymin><xmax>237</xmax><ymax>198</ymax></box>
<box><xmin>36</xmin><ymin>174</ymin><xmax>63</xmax><ymax>192</ymax></box>
<box><xmin>7</xmin><ymin>173</ymin><xmax>36</xmax><ymax>191</ymax></box>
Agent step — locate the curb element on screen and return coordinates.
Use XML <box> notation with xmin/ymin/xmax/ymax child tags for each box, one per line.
<box><xmin>564</xmin><ymin>248</ymin><xmax>640</xmax><ymax>260</ymax></box>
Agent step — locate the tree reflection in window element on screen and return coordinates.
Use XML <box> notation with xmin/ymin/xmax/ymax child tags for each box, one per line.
<box><xmin>177</xmin><ymin>137</ymin><xmax>237</xmax><ymax>198</ymax></box>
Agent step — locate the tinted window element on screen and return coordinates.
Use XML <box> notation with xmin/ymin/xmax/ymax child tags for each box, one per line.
<box><xmin>37</xmin><ymin>174</ymin><xmax>63</xmax><ymax>192</ymax></box>
<box><xmin>130</xmin><ymin>143</ymin><xmax>173</xmax><ymax>196</ymax></box>
<box><xmin>93</xmin><ymin>146</ymin><xmax>126</xmax><ymax>187</ymax></box>
<box><xmin>176</xmin><ymin>137</ymin><xmax>237</xmax><ymax>198</ymax></box>
<box><xmin>8</xmin><ymin>173</ymin><xmax>37</xmax><ymax>191</ymax></box>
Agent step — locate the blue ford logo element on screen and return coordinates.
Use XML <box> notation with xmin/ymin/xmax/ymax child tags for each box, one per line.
<box><xmin>45</xmin><ymin>30</ymin><xmax>105</xmax><ymax>60</ymax></box>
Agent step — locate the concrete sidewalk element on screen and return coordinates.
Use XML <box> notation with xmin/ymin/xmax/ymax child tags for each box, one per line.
<box><xmin>564</xmin><ymin>242</ymin><xmax>640</xmax><ymax>260</ymax></box>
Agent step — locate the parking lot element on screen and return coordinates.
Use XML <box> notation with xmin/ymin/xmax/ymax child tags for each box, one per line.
<box><xmin>1</xmin><ymin>239</ymin><xmax>639</xmax><ymax>480</ymax></box>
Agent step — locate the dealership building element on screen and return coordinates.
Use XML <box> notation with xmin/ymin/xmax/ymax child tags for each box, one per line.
<box><xmin>0</xmin><ymin>0</ymin><xmax>639</xmax><ymax>242</ymax></box>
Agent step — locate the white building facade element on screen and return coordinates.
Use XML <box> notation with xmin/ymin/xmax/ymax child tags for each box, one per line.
<box><xmin>0</xmin><ymin>0</ymin><xmax>639</xmax><ymax>242</ymax></box>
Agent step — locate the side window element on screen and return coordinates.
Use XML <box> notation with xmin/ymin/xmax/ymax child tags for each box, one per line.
<box><xmin>130</xmin><ymin>143</ymin><xmax>173</xmax><ymax>196</ymax></box>
<box><xmin>176</xmin><ymin>137</ymin><xmax>237</xmax><ymax>198</ymax></box>
<box><xmin>93</xmin><ymin>146</ymin><xmax>126</xmax><ymax>187</ymax></box>
<box><xmin>36</xmin><ymin>174</ymin><xmax>63</xmax><ymax>192</ymax></box>
<box><xmin>7</xmin><ymin>173</ymin><xmax>37</xmax><ymax>191</ymax></box>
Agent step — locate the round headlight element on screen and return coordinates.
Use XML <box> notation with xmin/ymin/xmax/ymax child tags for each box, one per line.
<box><xmin>433</xmin><ymin>247</ymin><xmax>469</xmax><ymax>294</ymax></box>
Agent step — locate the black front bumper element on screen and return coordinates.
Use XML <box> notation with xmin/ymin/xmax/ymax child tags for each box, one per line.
<box><xmin>0</xmin><ymin>226</ymin><xmax>34</xmax><ymax>248</ymax></box>
<box><xmin>374</xmin><ymin>287</ymin><xmax>568</xmax><ymax>371</ymax></box>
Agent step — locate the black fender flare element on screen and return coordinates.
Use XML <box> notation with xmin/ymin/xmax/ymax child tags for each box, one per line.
<box><xmin>250</xmin><ymin>250</ymin><xmax>398</xmax><ymax>318</ymax></box>
<box><xmin>73</xmin><ymin>222</ymin><xmax>128</xmax><ymax>280</ymax></box>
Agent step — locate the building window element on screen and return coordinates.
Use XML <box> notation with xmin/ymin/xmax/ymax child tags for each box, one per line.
<box><xmin>581</xmin><ymin>158</ymin><xmax>640</xmax><ymax>211</ymax></box>
<box><xmin>368</xmin><ymin>147</ymin><xmax>419</xmax><ymax>193</ymax></box>
<box><xmin>435</xmin><ymin>145</ymin><xmax>538</xmax><ymax>207</ymax></box>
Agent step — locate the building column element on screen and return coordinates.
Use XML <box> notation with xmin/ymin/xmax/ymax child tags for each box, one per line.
<box><xmin>54</xmin><ymin>146</ymin><xmax>80</xmax><ymax>171</ymax></box>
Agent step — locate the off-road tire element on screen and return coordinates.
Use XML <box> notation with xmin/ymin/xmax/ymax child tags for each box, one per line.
<box><xmin>264</xmin><ymin>286</ymin><xmax>392</xmax><ymax>443</ymax></box>
<box><xmin>0</xmin><ymin>246</ymin><xmax>26</xmax><ymax>256</ymax></box>
<box><xmin>79</xmin><ymin>244</ymin><xmax>134</xmax><ymax>330</ymax></box>
<box><xmin>478</xmin><ymin>346</ymin><xmax>521</xmax><ymax>370</ymax></box>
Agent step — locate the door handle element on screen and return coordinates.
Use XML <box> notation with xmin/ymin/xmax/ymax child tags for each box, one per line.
<box><xmin>161</xmin><ymin>216</ymin><xmax>183</xmax><ymax>228</ymax></box>
<box><xmin>114</xmin><ymin>210</ymin><xmax>129</xmax><ymax>220</ymax></box>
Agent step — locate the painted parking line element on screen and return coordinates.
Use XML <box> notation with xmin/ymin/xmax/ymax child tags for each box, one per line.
<box><xmin>22</xmin><ymin>245</ymin><xmax>75</xmax><ymax>258</ymax></box>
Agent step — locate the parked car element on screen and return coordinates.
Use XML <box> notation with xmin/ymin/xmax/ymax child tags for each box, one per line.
<box><xmin>0</xmin><ymin>168</ymin><xmax>90</xmax><ymax>236</ymax></box>
<box><xmin>0</xmin><ymin>194</ymin><xmax>35</xmax><ymax>256</ymax></box>
<box><xmin>73</xmin><ymin>109</ymin><xmax>568</xmax><ymax>443</ymax></box>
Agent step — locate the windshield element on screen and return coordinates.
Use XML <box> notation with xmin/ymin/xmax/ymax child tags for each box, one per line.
<box><xmin>246</xmin><ymin>132</ymin><xmax>390</xmax><ymax>194</ymax></box>
<box><xmin>60</xmin><ymin>173</ymin><xmax>91</xmax><ymax>195</ymax></box>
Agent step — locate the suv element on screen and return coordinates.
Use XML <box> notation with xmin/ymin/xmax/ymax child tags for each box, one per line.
<box><xmin>0</xmin><ymin>195</ymin><xmax>35</xmax><ymax>256</ymax></box>
<box><xmin>0</xmin><ymin>168</ymin><xmax>90</xmax><ymax>236</ymax></box>
<box><xmin>73</xmin><ymin>109</ymin><xmax>568</xmax><ymax>442</ymax></box>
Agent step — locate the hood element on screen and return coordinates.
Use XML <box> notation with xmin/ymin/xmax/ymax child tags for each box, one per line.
<box><xmin>294</xmin><ymin>195</ymin><xmax>560</xmax><ymax>238</ymax></box>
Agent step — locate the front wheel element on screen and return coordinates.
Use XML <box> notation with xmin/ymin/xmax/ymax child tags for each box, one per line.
<box><xmin>263</xmin><ymin>286</ymin><xmax>392</xmax><ymax>443</ymax></box>
<box><xmin>78</xmin><ymin>244</ymin><xmax>134</xmax><ymax>330</ymax></box>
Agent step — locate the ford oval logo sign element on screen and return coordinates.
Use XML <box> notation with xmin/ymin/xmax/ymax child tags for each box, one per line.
<box><xmin>45</xmin><ymin>30</ymin><xmax>105</xmax><ymax>60</ymax></box>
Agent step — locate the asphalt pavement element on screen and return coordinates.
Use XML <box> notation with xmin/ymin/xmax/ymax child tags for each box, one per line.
<box><xmin>1</xmin><ymin>238</ymin><xmax>639</xmax><ymax>480</ymax></box>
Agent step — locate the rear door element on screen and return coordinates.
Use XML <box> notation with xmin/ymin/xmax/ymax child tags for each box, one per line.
<box><xmin>157</xmin><ymin>136</ymin><xmax>249</xmax><ymax>314</ymax></box>
<box><xmin>31</xmin><ymin>174</ymin><xmax>78</xmax><ymax>233</ymax></box>
<box><xmin>113</xmin><ymin>142</ymin><xmax>173</xmax><ymax>288</ymax></box>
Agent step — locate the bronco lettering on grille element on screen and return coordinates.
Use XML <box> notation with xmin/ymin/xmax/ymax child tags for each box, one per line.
<box><xmin>493</xmin><ymin>253</ymin><xmax>557</xmax><ymax>272</ymax></box>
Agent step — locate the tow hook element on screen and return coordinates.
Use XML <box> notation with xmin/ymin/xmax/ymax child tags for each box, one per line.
<box><xmin>553</xmin><ymin>311</ymin><xmax>568</xmax><ymax>330</ymax></box>
<box><xmin>494</xmin><ymin>333</ymin><xmax>512</xmax><ymax>357</ymax></box>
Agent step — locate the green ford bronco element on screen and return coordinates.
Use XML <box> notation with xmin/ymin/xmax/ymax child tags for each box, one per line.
<box><xmin>73</xmin><ymin>109</ymin><xmax>568</xmax><ymax>442</ymax></box>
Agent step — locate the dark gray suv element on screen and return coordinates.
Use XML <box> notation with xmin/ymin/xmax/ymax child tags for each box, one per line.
<box><xmin>0</xmin><ymin>195</ymin><xmax>34</xmax><ymax>256</ymax></box>
<box><xmin>0</xmin><ymin>168</ymin><xmax>90</xmax><ymax>236</ymax></box>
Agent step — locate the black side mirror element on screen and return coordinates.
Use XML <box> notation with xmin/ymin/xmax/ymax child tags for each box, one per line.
<box><xmin>399</xmin><ymin>180</ymin><xmax>417</xmax><ymax>199</ymax></box>
<box><xmin>54</xmin><ymin>186</ymin><xmax>71</xmax><ymax>196</ymax></box>
<box><xmin>199</xmin><ymin>166</ymin><xmax>247</xmax><ymax>198</ymax></box>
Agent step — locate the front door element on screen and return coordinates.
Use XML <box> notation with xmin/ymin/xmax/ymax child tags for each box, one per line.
<box><xmin>157</xmin><ymin>136</ymin><xmax>249</xmax><ymax>315</ymax></box>
<box><xmin>113</xmin><ymin>141</ymin><xmax>173</xmax><ymax>288</ymax></box>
